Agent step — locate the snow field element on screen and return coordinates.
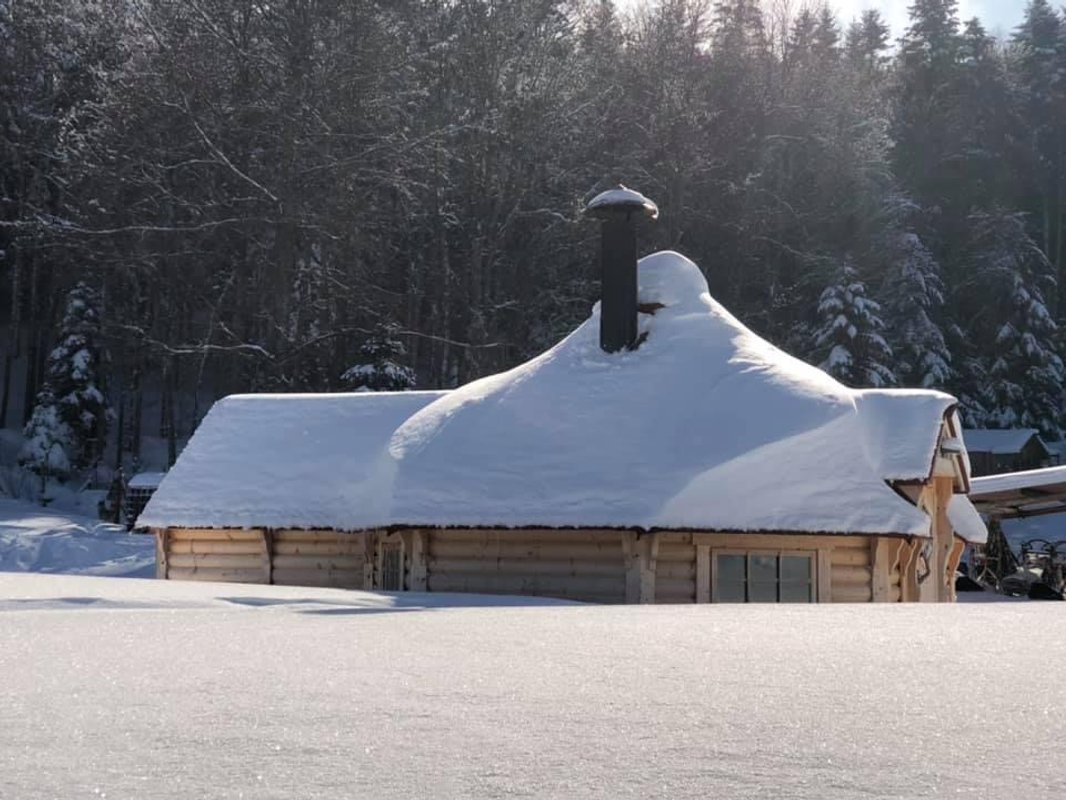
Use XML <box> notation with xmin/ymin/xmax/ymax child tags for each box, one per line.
<box><xmin>1</xmin><ymin>574</ymin><xmax>1064</xmax><ymax>799</ymax></box>
<box><xmin>0</xmin><ymin>498</ymin><xmax>155</xmax><ymax>577</ymax></box>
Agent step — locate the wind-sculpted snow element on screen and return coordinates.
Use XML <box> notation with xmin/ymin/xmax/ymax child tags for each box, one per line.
<box><xmin>388</xmin><ymin>252</ymin><xmax>956</xmax><ymax>534</ymax></box>
<box><xmin>0</xmin><ymin>574</ymin><xmax>1062</xmax><ymax>799</ymax></box>
<box><xmin>0</xmin><ymin>499</ymin><xmax>154</xmax><ymax>577</ymax></box>
<box><xmin>141</xmin><ymin>252</ymin><xmax>965</xmax><ymax>537</ymax></box>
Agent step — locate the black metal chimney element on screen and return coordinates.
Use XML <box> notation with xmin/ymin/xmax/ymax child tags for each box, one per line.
<box><xmin>585</xmin><ymin>186</ymin><xmax>659</xmax><ymax>353</ymax></box>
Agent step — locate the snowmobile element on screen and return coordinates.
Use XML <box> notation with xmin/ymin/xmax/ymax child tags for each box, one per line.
<box><xmin>999</xmin><ymin>539</ymin><xmax>1066</xmax><ymax>600</ymax></box>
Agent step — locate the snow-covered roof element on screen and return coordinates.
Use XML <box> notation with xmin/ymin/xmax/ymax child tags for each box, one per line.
<box><xmin>386</xmin><ymin>252</ymin><xmax>955</xmax><ymax>536</ymax></box>
<box><xmin>128</xmin><ymin>472</ymin><xmax>165</xmax><ymax>490</ymax></box>
<box><xmin>137</xmin><ymin>391</ymin><xmax>447</xmax><ymax>530</ymax></box>
<box><xmin>140</xmin><ymin>251</ymin><xmax>960</xmax><ymax>536</ymax></box>
<box><xmin>962</xmin><ymin>428</ymin><xmax>1046</xmax><ymax>455</ymax></box>
<box><xmin>946</xmin><ymin>495</ymin><xmax>988</xmax><ymax>545</ymax></box>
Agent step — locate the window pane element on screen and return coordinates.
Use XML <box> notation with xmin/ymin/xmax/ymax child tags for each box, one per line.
<box><xmin>716</xmin><ymin>555</ymin><xmax>746</xmax><ymax>602</ymax></box>
<box><xmin>780</xmin><ymin>556</ymin><xmax>811</xmax><ymax>583</ymax></box>
<box><xmin>748</xmin><ymin>581</ymin><xmax>777</xmax><ymax>603</ymax></box>
<box><xmin>718</xmin><ymin>555</ymin><xmax>745</xmax><ymax>583</ymax></box>
<box><xmin>778</xmin><ymin>580</ymin><xmax>813</xmax><ymax>603</ymax></box>
<box><xmin>750</xmin><ymin>554</ymin><xmax>776</xmax><ymax>583</ymax></box>
<box><xmin>716</xmin><ymin>580</ymin><xmax>747</xmax><ymax>603</ymax></box>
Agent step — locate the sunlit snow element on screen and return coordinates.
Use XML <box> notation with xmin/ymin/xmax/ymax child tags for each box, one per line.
<box><xmin>1</xmin><ymin>573</ymin><xmax>1062</xmax><ymax>799</ymax></box>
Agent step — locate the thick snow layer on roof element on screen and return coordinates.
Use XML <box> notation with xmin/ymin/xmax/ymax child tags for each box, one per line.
<box><xmin>387</xmin><ymin>252</ymin><xmax>954</xmax><ymax>535</ymax></box>
<box><xmin>127</xmin><ymin>471</ymin><xmax>165</xmax><ymax>489</ymax></box>
<box><xmin>962</xmin><ymin>428</ymin><xmax>1045</xmax><ymax>455</ymax></box>
<box><xmin>946</xmin><ymin>495</ymin><xmax>988</xmax><ymax>544</ymax></box>
<box><xmin>141</xmin><ymin>252</ymin><xmax>957</xmax><ymax>535</ymax></box>
<box><xmin>137</xmin><ymin>391</ymin><xmax>446</xmax><ymax>530</ymax></box>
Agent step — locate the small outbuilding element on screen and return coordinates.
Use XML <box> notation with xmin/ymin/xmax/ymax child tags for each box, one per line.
<box><xmin>961</xmin><ymin>428</ymin><xmax>1056</xmax><ymax>477</ymax></box>
<box><xmin>139</xmin><ymin>188</ymin><xmax>984</xmax><ymax>603</ymax></box>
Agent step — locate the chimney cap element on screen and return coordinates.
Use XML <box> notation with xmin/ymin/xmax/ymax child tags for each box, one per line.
<box><xmin>585</xmin><ymin>185</ymin><xmax>659</xmax><ymax>220</ymax></box>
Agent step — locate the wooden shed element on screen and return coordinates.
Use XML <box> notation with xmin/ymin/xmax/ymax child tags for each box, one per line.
<box><xmin>139</xmin><ymin>251</ymin><xmax>984</xmax><ymax>603</ymax></box>
<box><xmin>961</xmin><ymin>428</ymin><xmax>1056</xmax><ymax>477</ymax></box>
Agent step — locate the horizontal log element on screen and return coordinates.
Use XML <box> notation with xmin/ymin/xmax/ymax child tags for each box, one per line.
<box><xmin>430</xmin><ymin>529</ymin><xmax>622</xmax><ymax>547</ymax></box>
<box><xmin>426</xmin><ymin>572</ymin><xmax>624</xmax><ymax>594</ymax></box>
<box><xmin>167</xmin><ymin>567</ymin><xmax>266</xmax><ymax>583</ymax></box>
<box><xmin>273</xmin><ymin>530</ymin><xmax>361</xmax><ymax>543</ymax></box>
<box><xmin>832</xmin><ymin>584</ymin><xmax>873</xmax><ymax>603</ymax></box>
<box><xmin>271</xmin><ymin>555</ymin><xmax>364</xmax><ymax>570</ymax></box>
<box><xmin>693</xmin><ymin>532</ymin><xmax>874</xmax><ymax>550</ymax></box>
<box><xmin>831</xmin><ymin>565</ymin><xmax>873</xmax><ymax>586</ymax></box>
<box><xmin>428</xmin><ymin>542</ymin><xmax>625</xmax><ymax>561</ymax></box>
<box><xmin>656</xmin><ymin>546</ymin><xmax>696</xmax><ymax>563</ymax></box>
<box><xmin>168</xmin><ymin>554</ymin><xmax>265</xmax><ymax>570</ymax></box>
<box><xmin>272</xmin><ymin>542</ymin><xmax>363</xmax><ymax>557</ymax></box>
<box><xmin>168</xmin><ymin>540</ymin><xmax>264</xmax><ymax>556</ymax></box>
<box><xmin>656</xmin><ymin>562</ymin><xmax>695</xmax><ymax>580</ymax></box>
<box><xmin>271</xmin><ymin>569</ymin><xmax>362</xmax><ymax>588</ymax></box>
<box><xmin>830</xmin><ymin>548</ymin><xmax>871</xmax><ymax>567</ymax></box>
<box><xmin>426</xmin><ymin>558</ymin><xmax>623</xmax><ymax>577</ymax></box>
<box><xmin>169</xmin><ymin>529</ymin><xmax>262</xmax><ymax>542</ymax></box>
<box><xmin>655</xmin><ymin>533</ymin><xmax>693</xmax><ymax>546</ymax></box>
<box><xmin>424</xmin><ymin>581</ymin><xmax>621</xmax><ymax>604</ymax></box>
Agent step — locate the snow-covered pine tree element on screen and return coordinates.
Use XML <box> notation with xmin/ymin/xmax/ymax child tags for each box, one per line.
<box><xmin>341</xmin><ymin>323</ymin><xmax>416</xmax><ymax>392</ymax></box>
<box><xmin>18</xmin><ymin>384</ymin><xmax>73</xmax><ymax>484</ymax></box>
<box><xmin>43</xmin><ymin>283</ymin><xmax>110</xmax><ymax>468</ymax></box>
<box><xmin>969</xmin><ymin>209</ymin><xmax>1064</xmax><ymax>437</ymax></box>
<box><xmin>813</xmin><ymin>259</ymin><xmax>896</xmax><ymax>387</ymax></box>
<box><xmin>882</xmin><ymin>231</ymin><xmax>952</xmax><ymax>388</ymax></box>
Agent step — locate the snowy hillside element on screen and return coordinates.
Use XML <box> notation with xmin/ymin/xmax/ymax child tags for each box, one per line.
<box><xmin>1</xmin><ymin>574</ymin><xmax>1063</xmax><ymax>799</ymax></box>
<box><xmin>0</xmin><ymin>499</ymin><xmax>154</xmax><ymax>577</ymax></box>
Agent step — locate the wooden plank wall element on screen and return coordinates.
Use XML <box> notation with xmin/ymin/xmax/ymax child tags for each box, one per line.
<box><xmin>425</xmin><ymin>529</ymin><xmax>627</xmax><ymax>604</ymax></box>
<box><xmin>272</xmin><ymin>530</ymin><xmax>365</xmax><ymax>589</ymax></box>
<box><xmin>158</xmin><ymin>527</ymin><xmax>926</xmax><ymax>603</ymax></box>
<box><xmin>656</xmin><ymin>533</ymin><xmax>697</xmax><ymax>603</ymax></box>
<box><xmin>159</xmin><ymin>529</ymin><xmax>366</xmax><ymax>588</ymax></box>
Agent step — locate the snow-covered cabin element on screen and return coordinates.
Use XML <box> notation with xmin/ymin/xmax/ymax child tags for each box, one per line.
<box><xmin>140</xmin><ymin>247</ymin><xmax>983</xmax><ymax>603</ymax></box>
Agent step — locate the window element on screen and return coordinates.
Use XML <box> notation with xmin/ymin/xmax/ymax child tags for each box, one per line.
<box><xmin>713</xmin><ymin>552</ymin><xmax>815</xmax><ymax>603</ymax></box>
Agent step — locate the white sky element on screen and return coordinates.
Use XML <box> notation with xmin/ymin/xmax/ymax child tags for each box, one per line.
<box><xmin>831</xmin><ymin>0</ymin><xmax>1023</xmax><ymax>39</ymax></box>
<box><xmin>618</xmin><ymin>1</ymin><xmax>1026</xmax><ymax>40</ymax></box>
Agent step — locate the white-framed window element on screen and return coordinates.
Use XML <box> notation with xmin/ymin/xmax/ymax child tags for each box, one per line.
<box><xmin>712</xmin><ymin>550</ymin><xmax>816</xmax><ymax>603</ymax></box>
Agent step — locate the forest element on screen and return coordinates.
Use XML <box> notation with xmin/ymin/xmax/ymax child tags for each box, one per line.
<box><xmin>2</xmin><ymin>0</ymin><xmax>1065</xmax><ymax>482</ymax></box>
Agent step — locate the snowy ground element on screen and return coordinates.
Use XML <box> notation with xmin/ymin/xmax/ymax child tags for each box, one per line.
<box><xmin>0</xmin><ymin>498</ymin><xmax>155</xmax><ymax>577</ymax></box>
<box><xmin>2</xmin><ymin>574</ymin><xmax>1065</xmax><ymax>799</ymax></box>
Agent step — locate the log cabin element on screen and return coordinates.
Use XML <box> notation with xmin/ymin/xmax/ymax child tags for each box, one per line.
<box><xmin>139</xmin><ymin>189</ymin><xmax>985</xmax><ymax>603</ymax></box>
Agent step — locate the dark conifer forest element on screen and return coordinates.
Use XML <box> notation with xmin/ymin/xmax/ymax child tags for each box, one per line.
<box><xmin>2</xmin><ymin>0</ymin><xmax>1065</xmax><ymax>475</ymax></box>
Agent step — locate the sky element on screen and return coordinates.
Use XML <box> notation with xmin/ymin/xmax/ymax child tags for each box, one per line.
<box><xmin>618</xmin><ymin>1</ymin><xmax>1027</xmax><ymax>41</ymax></box>
<box><xmin>832</xmin><ymin>0</ymin><xmax>1024</xmax><ymax>39</ymax></box>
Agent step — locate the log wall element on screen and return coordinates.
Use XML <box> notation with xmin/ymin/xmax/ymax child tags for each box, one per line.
<box><xmin>156</xmin><ymin>527</ymin><xmax>941</xmax><ymax>603</ymax></box>
<box><xmin>157</xmin><ymin>528</ymin><xmax>366</xmax><ymax>589</ymax></box>
<box><xmin>424</xmin><ymin>529</ymin><xmax>628</xmax><ymax>604</ymax></box>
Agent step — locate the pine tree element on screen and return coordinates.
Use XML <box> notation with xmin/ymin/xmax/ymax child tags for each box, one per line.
<box><xmin>341</xmin><ymin>324</ymin><xmax>416</xmax><ymax>392</ymax></box>
<box><xmin>813</xmin><ymin>260</ymin><xmax>896</xmax><ymax>388</ymax></box>
<box><xmin>844</xmin><ymin>10</ymin><xmax>889</xmax><ymax>72</ymax></box>
<box><xmin>968</xmin><ymin>209</ymin><xmax>1064</xmax><ymax>437</ymax></box>
<box><xmin>893</xmin><ymin>0</ymin><xmax>962</xmax><ymax>210</ymax></box>
<box><xmin>18</xmin><ymin>385</ymin><xmax>73</xmax><ymax>484</ymax></box>
<box><xmin>1011</xmin><ymin>0</ymin><xmax>1066</xmax><ymax>294</ymax></box>
<box><xmin>43</xmin><ymin>283</ymin><xmax>110</xmax><ymax>469</ymax></box>
<box><xmin>882</xmin><ymin>231</ymin><xmax>952</xmax><ymax>388</ymax></box>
